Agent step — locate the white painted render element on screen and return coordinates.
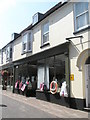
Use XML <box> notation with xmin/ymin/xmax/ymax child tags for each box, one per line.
<box><xmin>13</xmin><ymin>37</ymin><xmax>26</xmax><ymax>61</ymax></box>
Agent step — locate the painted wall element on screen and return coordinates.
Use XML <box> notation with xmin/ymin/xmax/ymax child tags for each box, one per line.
<box><xmin>13</xmin><ymin>37</ymin><xmax>26</xmax><ymax>61</ymax></box>
<box><xmin>32</xmin><ymin>3</ymin><xmax>74</xmax><ymax>54</ymax></box>
<box><xmin>69</xmin><ymin>29</ymin><xmax>90</xmax><ymax>99</ymax></box>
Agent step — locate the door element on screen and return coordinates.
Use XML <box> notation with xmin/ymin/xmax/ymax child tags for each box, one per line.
<box><xmin>85</xmin><ymin>64</ymin><xmax>90</xmax><ymax>107</ymax></box>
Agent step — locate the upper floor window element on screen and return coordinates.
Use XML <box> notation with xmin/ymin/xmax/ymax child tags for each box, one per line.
<box><xmin>32</xmin><ymin>13</ymin><xmax>38</xmax><ymax>25</ymax></box>
<box><xmin>27</xmin><ymin>33</ymin><xmax>32</xmax><ymax>51</ymax></box>
<box><xmin>22</xmin><ymin>33</ymin><xmax>27</xmax><ymax>52</ymax></box>
<box><xmin>6</xmin><ymin>46</ymin><xmax>12</xmax><ymax>62</ymax></box>
<box><xmin>1</xmin><ymin>50</ymin><xmax>3</xmax><ymax>64</ymax></box>
<box><xmin>74</xmin><ymin>2</ymin><xmax>89</xmax><ymax>31</ymax></box>
<box><xmin>22</xmin><ymin>32</ymin><xmax>32</xmax><ymax>54</ymax></box>
<box><xmin>42</xmin><ymin>22</ymin><xmax>49</xmax><ymax>45</ymax></box>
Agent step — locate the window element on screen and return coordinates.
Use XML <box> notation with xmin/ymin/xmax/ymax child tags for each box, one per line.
<box><xmin>1</xmin><ymin>50</ymin><xmax>3</xmax><ymax>64</ymax></box>
<box><xmin>10</xmin><ymin>47</ymin><xmax>12</xmax><ymax>59</ymax></box>
<box><xmin>6</xmin><ymin>46</ymin><xmax>10</xmax><ymax>60</ymax></box>
<box><xmin>32</xmin><ymin>13</ymin><xmax>38</xmax><ymax>25</ymax></box>
<box><xmin>27</xmin><ymin>33</ymin><xmax>32</xmax><ymax>51</ymax></box>
<box><xmin>22</xmin><ymin>34</ymin><xmax>27</xmax><ymax>52</ymax></box>
<box><xmin>74</xmin><ymin>2</ymin><xmax>89</xmax><ymax>31</ymax></box>
<box><xmin>42</xmin><ymin>22</ymin><xmax>49</xmax><ymax>45</ymax></box>
<box><xmin>22</xmin><ymin>32</ymin><xmax>32</xmax><ymax>54</ymax></box>
<box><xmin>6</xmin><ymin>46</ymin><xmax>12</xmax><ymax>61</ymax></box>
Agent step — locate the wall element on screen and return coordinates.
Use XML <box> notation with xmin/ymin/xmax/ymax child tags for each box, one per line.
<box><xmin>69</xmin><ymin>29</ymin><xmax>90</xmax><ymax>99</ymax></box>
<box><xmin>32</xmin><ymin>3</ymin><xmax>74</xmax><ymax>54</ymax></box>
<box><xmin>13</xmin><ymin>37</ymin><xmax>26</xmax><ymax>61</ymax></box>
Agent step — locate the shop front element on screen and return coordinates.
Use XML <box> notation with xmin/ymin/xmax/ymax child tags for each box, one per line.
<box><xmin>0</xmin><ymin>64</ymin><xmax>13</xmax><ymax>91</ymax></box>
<box><xmin>36</xmin><ymin>52</ymin><xmax>70</xmax><ymax>107</ymax></box>
<box><xmin>12</xmin><ymin>42</ymin><xmax>70</xmax><ymax>106</ymax></box>
<box><xmin>14</xmin><ymin>63</ymin><xmax>37</xmax><ymax>97</ymax></box>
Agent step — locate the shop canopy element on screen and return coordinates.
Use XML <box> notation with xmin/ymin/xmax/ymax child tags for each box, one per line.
<box><xmin>1</xmin><ymin>42</ymin><xmax>70</xmax><ymax>69</ymax></box>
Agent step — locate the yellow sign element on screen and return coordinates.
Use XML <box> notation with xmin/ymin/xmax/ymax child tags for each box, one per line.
<box><xmin>70</xmin><ymin>74</ymin><xmax>74</xmax><ymax>81</ymax></box>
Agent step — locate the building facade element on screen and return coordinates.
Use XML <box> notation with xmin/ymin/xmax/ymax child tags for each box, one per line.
<box><xmin>0</xmin><ymin>0</ymin><xmax>90</xmax><ymax>109</ymax></box>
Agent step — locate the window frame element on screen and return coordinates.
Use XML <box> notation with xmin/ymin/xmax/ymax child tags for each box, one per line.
<box><xmin>74</xmin><ymin>2</ymin><xmax>89</xmax><ymax>32</ymax></box>
<box><xmin>1</xmin><ymin>50</ymin><xmax>3</xmax><ymax>64</ymax></box>
<box><xmin>22</xmin><ymin>31</ymin><xmax>32</xmax><ymax>54</ymax></box>
<box><xmin>27</xmin><ymin>32</ymin><xmax>32</xmax><ymax>52</ymax></box>
<box><xmin>6</xmin><ymin>45</ymin><xmax>12</xmax><ymax>62</ymax></box>
<box><xmin>32</xmin><ymin>13</ymin><xmax>38</xmax><ymax>25</ymax></box>
<box><xmin>41</xmin><ymin>21</ymin><xmax>49</xmax><ymax>46</ymax></box>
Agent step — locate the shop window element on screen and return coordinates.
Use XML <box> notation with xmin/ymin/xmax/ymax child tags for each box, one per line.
<box><xmin>37</xmin><ymin>54</ymin><xmax>69</xmax><ymax>97</ymax></box>
<box><xmin>42</xmin><ymin>21</ymin><xmax>49</xmax><ymax>45</ymax></box>
<box><xmin>74</xmin><ymin>2</ymin><xmax>89</xmax><ymax>31</ymax></box>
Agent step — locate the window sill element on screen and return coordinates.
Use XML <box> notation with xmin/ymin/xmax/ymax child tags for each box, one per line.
<box><xmin>73</xmin><ymin>25</ymin><xmax>90</xmax><ymax>35</ymax></box>
<box><xmin>40</xmin><ymin>43</ymin><xmax>50</xmax><ymax>48</ymax></box>
<box><xmin>21</xmin><ymin>50</ymin><xmax>32</xmax><ymax>55</ymax></box>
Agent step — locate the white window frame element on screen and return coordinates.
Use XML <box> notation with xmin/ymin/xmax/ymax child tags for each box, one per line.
<box><xmin>32</xmin><ymin>13</ymin><xmax>38</xmax><ymax>25</ymax></box>
<box><xmin>1</xmin><ymin>50</ymin><xmax>3</xmax><ymax>64</ymax></box>
<box><xmin>27</xmin><ymin>32</ymin><xmax>32</xmax><ymax>52</ymax></box>
<box><xmin>6</xmin><ymin>45</ymin><xmax>12</xmax><ymax>62</ymax></box>
<box><xmin>74</xmin><ymin>2</ymin><xmax>89</xmax><ymax>31</ymax></box>
<box><xmin>22</xmin><ymin>33</ymin><xmax>27</xmax><ymax>53</ymax></box>
<box><xmin>22</xmin><ymin>31</ymin><xmax>32</xmax><ymax>54</ymax></box>
<box><xmin>42</xmin><ymin>21</ymin><xmax>49</xmax><ymax>46</ymax></box>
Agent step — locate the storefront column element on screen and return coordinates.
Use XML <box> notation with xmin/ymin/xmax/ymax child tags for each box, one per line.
<box><xmin>44</xmin><ymin>59</ymin><xmax>49</xmax><ymax>89</ymax></box>
<box><xmin>12</xmin><ymin>66</ymin><xmax>15</xmax><ymax>93</ymax></box>
<box><xmin>65</xmin><ymin>53</ymin><xmax>70</xmax><ymax>98</ymax></box>
<box><xmin>54</xmin><ymin>56</ymin><xmax>56</xmax><ymax>78</ymax></box>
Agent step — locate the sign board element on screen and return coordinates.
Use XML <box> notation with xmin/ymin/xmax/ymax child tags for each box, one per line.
<box><xmin>70</xmin><ymin>74</ymin><xmax>74</xmax><ymax>81</ymax></box>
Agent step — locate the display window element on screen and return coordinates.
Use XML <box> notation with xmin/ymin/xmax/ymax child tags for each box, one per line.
<box><xmin>37</xmin><ymin>53</ymin><xmax>69</xmax><ymax>97</ymax></box>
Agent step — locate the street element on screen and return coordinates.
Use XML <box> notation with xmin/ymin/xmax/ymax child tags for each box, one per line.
<box><xmin>2</xmin><ymin>95</ymin><xmax>57</xmax><ymax>118</ymax></box>
<box><xmin>0</xmin><ymin>90</ymin><xmax>88</xmax><ymax>119</ymax></box>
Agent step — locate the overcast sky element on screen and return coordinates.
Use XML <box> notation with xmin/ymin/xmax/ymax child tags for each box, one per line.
<box><xmin>0</xmin><ymin>0</ymin><xmax>60</xmax><ymax>49</ymax></box>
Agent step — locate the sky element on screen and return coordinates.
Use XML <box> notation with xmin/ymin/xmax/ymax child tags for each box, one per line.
<box><xmin>0</xmin><ymin>0</ymin><xmax>61</xmax><ymax>49</ymax></box>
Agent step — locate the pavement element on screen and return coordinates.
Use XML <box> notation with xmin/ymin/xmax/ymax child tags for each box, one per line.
<box><xmin>1</xmin><ymin>90</ymin><xmax>89</xmax><ymax>118</ymax></box>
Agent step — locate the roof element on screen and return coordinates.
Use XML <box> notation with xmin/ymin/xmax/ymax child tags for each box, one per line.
<box><xmin>2</xmin><ymin>1</ymin><xmax>68</xmax><ymax>50</ymax></box>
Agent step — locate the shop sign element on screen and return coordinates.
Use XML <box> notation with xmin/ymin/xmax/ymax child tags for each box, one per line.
<box><xmin>70</xmin><ymin>74</ymin><xmax>74</xmax><ymax>81</ymax></box>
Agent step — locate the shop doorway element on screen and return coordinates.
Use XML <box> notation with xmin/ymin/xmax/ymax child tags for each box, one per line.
<box><xmin>85</xmin><ymin>56</ymin><xmax>90</xmax><ymax>107</ymax></box>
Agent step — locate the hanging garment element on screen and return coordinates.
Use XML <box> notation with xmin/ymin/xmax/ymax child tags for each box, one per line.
<box><xmin>21</xmin><ymin>84</ymin><xmax>26</xmax><ymax>91</ymax></box>
<box><xmin>40</xmin><ymin>83</ymin><xmax>44</xmax><ymax>91</ymax></box>
<box><xmin>26</xmin><ymin>81</ymin><xmax>29</xmax><ymax>85</ymax></box>
<box><xmin>15</xmin><ymin>81</ymin><xmax>18</xmax><ymax>89</ymax></box>
<box><xmin>19</xmin><ymin>81</ymin><xmax>22</xmax><ymax>89</ymax></box>
<box><xmin>60</xmin><ymin>81</ymin><xmax>68</xmax><ymax>97</ymax></box>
